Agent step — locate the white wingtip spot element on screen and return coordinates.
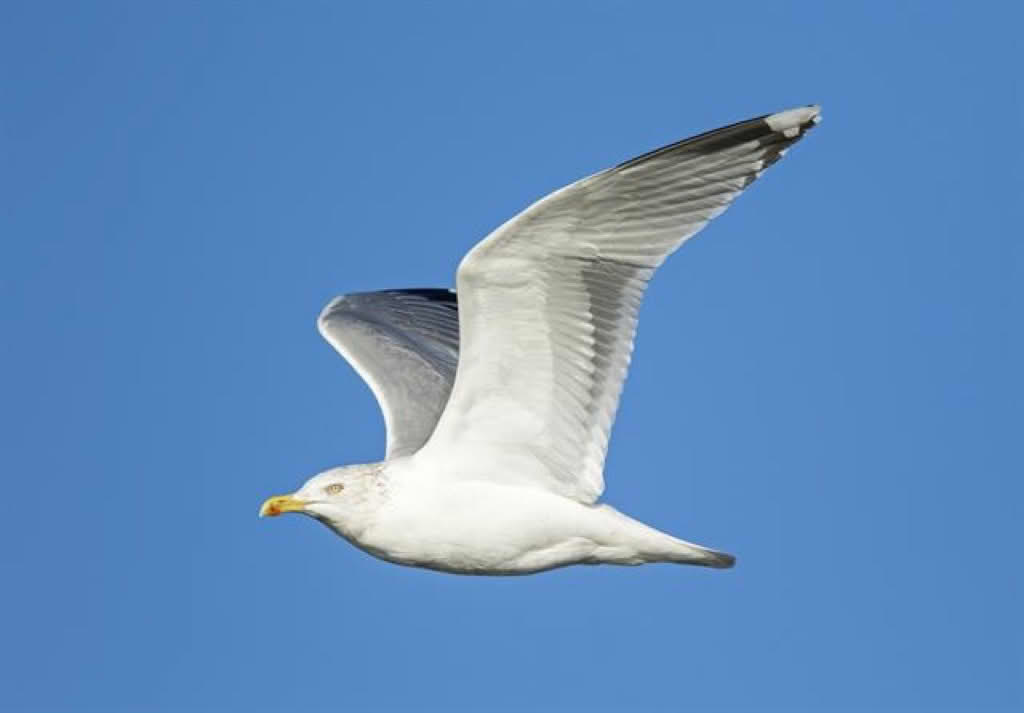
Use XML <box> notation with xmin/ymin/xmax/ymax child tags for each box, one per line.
<box><xmin>765</xmin><ymin>105</ymin><xmax>822</xmax><ymax>134</ymax></box>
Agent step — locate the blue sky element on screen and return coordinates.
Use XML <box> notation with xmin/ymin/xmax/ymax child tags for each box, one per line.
<box><xmin>2</xmin><ymin>2</ymin><xmax>1020</xmax><ymax>711</ymax></box>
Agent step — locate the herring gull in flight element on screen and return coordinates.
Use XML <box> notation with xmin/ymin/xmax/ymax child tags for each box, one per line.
<box><xmin>260</xmin><ymin>105</ymin><xmax>821</xmax><ymax>574</ymax></box>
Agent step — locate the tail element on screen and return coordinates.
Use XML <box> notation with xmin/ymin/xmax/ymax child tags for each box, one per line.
<box><xmin>637</xmin><ymin>517</ymin><xmax>736</xmax><ymax>568</ymax></box>
<box><xmin>660</xmin><ymin>536</ymin><xmax>736</xmax><ymax>569</ymax></box>
<box><xmin>595</xmin><ymin>505</ymin><xmax>736</xmax><ymax>569</ymax></box>
<box><xmin>683</xmin><ymin>543</ymin><xmax>736</xmax><ymax>569</ymax></box>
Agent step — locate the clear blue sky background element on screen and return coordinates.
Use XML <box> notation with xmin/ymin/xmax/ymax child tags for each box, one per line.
<box><xmin>2</xmin><ymin>2</ymin><xmax>1020</xmax><ymax>711</ymax></box>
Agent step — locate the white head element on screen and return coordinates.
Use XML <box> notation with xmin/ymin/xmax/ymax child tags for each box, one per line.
<box><xmin>259</xmin><ymin>462</ymin><xmax>385</xmax><ymax>540</ymax></box>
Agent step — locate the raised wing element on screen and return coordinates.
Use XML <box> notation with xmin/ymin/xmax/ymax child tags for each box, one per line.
<box><xmin>318</xmin><ymin>289</ymin><xmax>459</xmax><ymax>458</ymax></box>
<box><xmin>417</xmin><ymin>106</ymin><xmax>820</xmax><ymax>503</ymax></box>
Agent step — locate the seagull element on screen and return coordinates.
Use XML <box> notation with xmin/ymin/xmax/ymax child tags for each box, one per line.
<box><xmin>260</xmin><ymin>105</ymin><xmax>821</xmax><ymax>574</ymax></box>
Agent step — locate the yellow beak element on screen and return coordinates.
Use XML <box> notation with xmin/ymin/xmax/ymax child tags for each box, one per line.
<box><xmin>259</xmin><ymin>494</ymin><xmax>307</xmax><ymax>518</ymax></box>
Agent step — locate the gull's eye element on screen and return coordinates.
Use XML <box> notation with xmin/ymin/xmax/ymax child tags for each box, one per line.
<box><xmin>325</xmin><ymin>483</ymin><xmax>344</xmax><ymax>496</ymax></box>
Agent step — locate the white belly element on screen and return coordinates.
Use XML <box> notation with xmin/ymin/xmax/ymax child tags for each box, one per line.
<box><xmin>356</xmin><ymin>481</ymin><xmax>623</xmax><ymax>574</ymax></box>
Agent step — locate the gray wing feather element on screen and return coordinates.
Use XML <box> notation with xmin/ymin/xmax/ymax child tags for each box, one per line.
<box><xmin>317</xmin><ymin>289</ymin><xmax>459</xmax><ymax>459</ymax></box>
<box><xmin>420</xmin><ymin>106</ymin><xmax>820</xmax><ymax>503</ymax></box>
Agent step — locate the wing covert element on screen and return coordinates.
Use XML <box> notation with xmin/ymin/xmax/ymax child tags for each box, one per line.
<box><xmin>318</xmin><ymin>288</ymin><xmax>459</xmax><ymax>459</ymax></box>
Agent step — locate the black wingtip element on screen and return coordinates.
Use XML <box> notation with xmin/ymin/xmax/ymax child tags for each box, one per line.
<box><xmin>615</xmin><ymin>104</ymin><xmax>821</xmax><ymax>173</ymax></box>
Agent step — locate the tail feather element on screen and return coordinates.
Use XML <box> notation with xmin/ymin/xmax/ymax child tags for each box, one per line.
<box><xmin>596</xmin><ymin>504</ymin><xmax>736</xmax><ymax>569</ymax></box>
<box><xmin>666</xmin><ymin>538</ymin><xmax>736</xmax><ymax>569</ymax></box>
<box><xmin>694</xmin><ymin>547</ymin><xmax>736</xmax><ymax>569</ymax></box>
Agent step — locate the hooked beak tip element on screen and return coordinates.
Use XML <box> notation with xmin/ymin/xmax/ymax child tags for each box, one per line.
<box><xmin>259</xmin><ymin>494</ymin><xmax>305</xmax><ymax>518</ymax></box>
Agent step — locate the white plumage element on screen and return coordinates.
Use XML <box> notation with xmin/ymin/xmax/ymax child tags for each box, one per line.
<box><xmin>261</xmin><ymin>105</ymin><xmax>821</xmax><ymax>575</ymax></box>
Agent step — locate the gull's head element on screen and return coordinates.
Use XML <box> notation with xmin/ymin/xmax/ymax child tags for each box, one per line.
<box><xmin>259</xmin><ymin>463</ymin><xmax>384</xmax><ymax>537</ymax></box>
